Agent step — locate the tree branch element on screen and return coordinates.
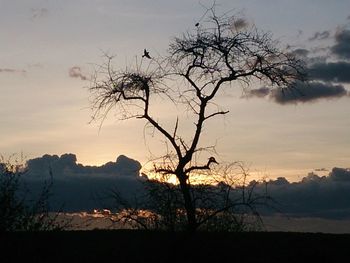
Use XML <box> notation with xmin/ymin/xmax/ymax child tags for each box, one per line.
<box><xmin>204</xmin><ymin>110</ymin><xmax>229</xmax><ymax>120</ymax></box>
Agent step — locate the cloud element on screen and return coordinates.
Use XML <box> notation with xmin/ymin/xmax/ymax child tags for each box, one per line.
<box><xmin>269</xmin><ymin>177</ymin><xmax>289</xmax><ymax>186</ymax></box>
<box><xmin>331</xmin><ymin>29</ymin><xmax>350</xmax><ymax>60</ymax></box>
<box><xmin>242</xmin><ymin>87</ymin><xmax>270</xmax><ymax>98</ymax></box>
<box><xmin>26</xmin><ymin>153</ymin><xmax>141</xmax><ymax>179</ymax></box>
<box><xmin>16</xmin><ymin>154</ymin><xmax>350</xmax><ymax>219</ymax></box>
<box><xmin>329</xmin><ymin>167</ymin><xmax>350</xmax><ymax>182</ymax></box>
<box><xmin>0</xmin><ymin>68</ymin><xmax>26</xmax><ymax>74</ymax></box>
<box><xmin>253</xmin><ymin>168</ymin><xmax>350</xmax><ymax>219</ymax></box>
<box><xmin>243</xmin><ymin>36</ymin><xmax>350</xmax><ymax>104</ymax></box>
<box><xmin>68</xmin><ymin>66</ymin><xmax>89</xmax><ymax>81</ymax></box>
<box><xmin>308</xmin><ymin>62</ymin><xmax>350</xmax><ymax>83</ymax></box>
<box><xmin>270</xmin><ymin>81</ymin><xmax>348</xmax><ymax>104</ymax></box>
<box><xmin>290</xmin><ymin>48</ymin><xmax>310</xmax><ymax>58</ymax></box>
<box><xmin>309</xmin><ymin>30</ymin><xmax>331</xmax><ymax>41</ymax></box>
<box><xmin>23</xmin><ymin>154</ymin><xmax>143</xmax><ymax>212</ymax></box>
<box><xmin>243</xmin><ymin>22</ymin><xmax>350</xmax><ymax>105</ymax></box>
<box><xmin>245</xmin><ymin>81</ymin><xmax>348</xmax><ymax>104</ymax></box>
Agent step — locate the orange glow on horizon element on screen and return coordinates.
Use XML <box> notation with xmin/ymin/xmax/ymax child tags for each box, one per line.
<box><xmin>76</xmin><ymin>155</ymin><xmax>323</xmax><ymax>184</ymax></box>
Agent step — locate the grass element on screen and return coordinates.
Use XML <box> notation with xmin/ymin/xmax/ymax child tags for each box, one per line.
<box><xmin>1</xmin><ymin>230</ymin><xmax>349</xmax><ymax>262</ymax></box>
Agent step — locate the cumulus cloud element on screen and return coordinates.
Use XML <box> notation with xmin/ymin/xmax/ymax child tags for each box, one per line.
<box><xmin>308</xmin><ymin>30</ymin><xmax>331</xmax><ymax>41</ymax></box>
<box><xmin>17</xmin><ymin>154</ymin><xmax>350</xmax><ymax>219</ymax></box>
<box><xmin>329</xmin><ymin>167</ymin><xmax>350</xmax><ymax>182</ymax></box>
<box><xmin>308</xmin><ymin>62</ymin><xmax>350</xmax><ymax>83</ymax></box>
<box><xmin>331</xmin><ymin>29</ymin><xmax>350</xmax><ymax>60</ymax></box>
<box><xmin>26</xmin><ymin>153</ymin><xmax>141</xmax><ymax>179</ymax></box>
<box><xmin>68</xmin><ymin>66</ymin><xmax>89</xmax><ymax>81</ymax></box>
<box><xmin>254</xmin><ymin>168</ymin><xmax>350</xmax><ymax>219</ymax></box>
<box><xmin>270</xmin><ymin>81</ymin><xmax>348</xmax><ymax>104</ymax></box>
<box><xmin>23</xmin><ymin>154</ymin><xmax>143</xmax><ymax>211</ymax></box>
<box><xmin>0</xmin><ymin>68</ymin><xmax>26</xmax><ymax>74</ymax></box>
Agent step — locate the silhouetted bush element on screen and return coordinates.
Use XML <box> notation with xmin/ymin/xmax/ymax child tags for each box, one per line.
<box><xmin>109</xmin><ymin>162</ymin><xmax>271</xmax><ymax>232</ymax></box>
<box><xmin>0</xmin><ymin>156</ymin><xmax>67</xmax><ymax>231</ymax></box>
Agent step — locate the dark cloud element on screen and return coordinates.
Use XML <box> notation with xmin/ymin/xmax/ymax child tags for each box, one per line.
<box><xmin>243</xmin><ymin>37</ymin><xmax>350</xmax><ymax>104</ymax></box>
<box><xmin>24</xmin><ymin>154</ymin><xmax>143</xmax><ymax>212</ymax></box>
<box><xmin>308</xmin><ymin>30</ymin><xmax>331</xmax><ymax>41</ymax></box>
<box><xmin>243</xmin><ymin>87</ymin><xmax>270</xmax><ymax>98</ymax></box>
<box><xmin>254</xmin><ymin>168</ymin><xmax>350</xmax><ymax>219</ymax></box>
<box><xmin>290</xmin><ymin>48</ymin><xmax>310</xmax><ymax>58</ymax></box>
<box><xmin>243</xmin><ymin>81</ymin><xmax>348</xmax><ymax>104</ymax></box>
<box><xmin>0</xmin><ymin>68</ymin><xmax>26</xmax><ymax>74</ymax></box>
<box><xmin>329</xmin><ymin>167</ymin><xmax>350</xmax><ymax>182</ymax></box>
<box><xmin>308</xmin><ymin>61</ymin><xmax>350</xmax><ymax>83</ymax></box>
<box><xmin>26</xmin><ymin>153</ymin><xmax>141</xmax><ymax>179</ymax></box>
<box><xmin>68</xmin><ymin>66</ymin><xmax>89</xmax><ymax>81</ymax></box>
<box><xmin>331</xmin><ymin>29</ymin><xmax>350</xmax><ymax>60</ymax></box>
<box><xmin>269</xmin><ymin>177</ymin><xmax>289</xmax><ymax>186</ymax></box>
<box><xmin>270</xmin><ymin>81</ymin><xmax>348</xmax><ymax>104</ymax></box>
<box><xmin>18</xmin><ymin>154</ymin><xmax>350</xmax><ymax>219</ymax></box>
<box><xmin>306</xmin><ymin>54</ymin><xmax>328</xmax><ymax>64</ymax></box>
<box><xmin>242</xmin><ymin>24</ymin><xmax>350</xmax><ymax>105</ymax></box>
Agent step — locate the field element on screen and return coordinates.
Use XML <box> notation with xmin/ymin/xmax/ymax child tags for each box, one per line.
<box><xmin>1</xmin><ymin>230</ymin><xmax>349</xmax><ymax>262</ymax></box>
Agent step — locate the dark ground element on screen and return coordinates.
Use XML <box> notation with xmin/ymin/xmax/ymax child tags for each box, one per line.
<box><xmin>1</xmin><ymin>230</ymin><xmax>349</xmax><ymax>262</ymax></box>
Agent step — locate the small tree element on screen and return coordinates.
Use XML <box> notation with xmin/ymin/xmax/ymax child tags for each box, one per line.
<box><xmin>0</xmin><ymin>157</ymin><xmax>66</xmax><ymax>231</ymax></box>
<box><xmin>90</xmin><ymin>8</ymin><xmax>305</xmax><ymax>232</ymax></box>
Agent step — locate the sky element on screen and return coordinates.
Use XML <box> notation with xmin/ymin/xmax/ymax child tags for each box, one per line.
<box><xmin>1</xmin><ymin>0</ymin><xmax>350</xmax><ymax>182</ymax></box>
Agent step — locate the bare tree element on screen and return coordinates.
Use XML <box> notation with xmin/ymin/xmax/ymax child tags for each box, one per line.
<box><xmin>89</xmin><ymin>8</ymin><xmax>305</xmax><ymax>232</ymax></box>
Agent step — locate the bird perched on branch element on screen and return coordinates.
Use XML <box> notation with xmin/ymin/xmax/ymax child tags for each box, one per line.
<box><xmin>207</xmin><ymin>157</ymin><xmax>219</xmax><ymax>166</ymax></box>
<box><xmin>195</xmin><ymin>22</ymin><xmax>199</xmax><ymax>27</ymax></box>
<box><xmin>142</xmin><ymin>49</ymin><xmax>151</xmax><ymax>59</ymax></box>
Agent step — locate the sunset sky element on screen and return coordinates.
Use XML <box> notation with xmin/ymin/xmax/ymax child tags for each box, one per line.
<box><xmin>1</xmin><ymin>0</ymin><xmax>350</xmax><ymax>182</ymax></box>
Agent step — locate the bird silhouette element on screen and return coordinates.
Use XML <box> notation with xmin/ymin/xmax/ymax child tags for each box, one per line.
<box><xmin>195</xmin><ymin>22</ymin><xmax>199</xmax><ymax>27</ymax></box>
<box><xmin>142</xmin><ymin>49</ymin><xmax>151</xmax><ymax>59</ymax></box>
<box><xmin>207</xmin><ymin>157</ymin><xmax>219</xmax><ymax>166</ymax></box>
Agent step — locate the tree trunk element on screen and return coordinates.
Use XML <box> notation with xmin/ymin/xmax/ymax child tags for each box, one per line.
<box><xmin>178</xmin><ymin>175</ymin><xmax>197</xmax><ymax>232</ymax></box>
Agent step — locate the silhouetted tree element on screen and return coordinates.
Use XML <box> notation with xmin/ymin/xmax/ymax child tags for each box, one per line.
<box><xmin>0</xmin><ymin>157</ymin><xmax>67</xmax><ymax>231</ymax></box>
<box><xmin>90</xmin><ymin>8</ymin><xmax>305</xmax><ymax>232</ymax></box>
